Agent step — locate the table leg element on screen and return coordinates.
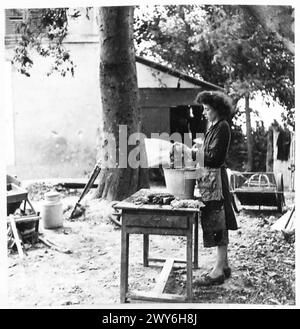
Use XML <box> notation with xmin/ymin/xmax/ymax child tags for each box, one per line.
<box><xmin>193</xmin><ymin>214</ymin><xmax>199</xmax><ymax>269</ymax></box>
<box><xmin>186</xmin><ymin>228</ymin><xmax>193</xmax><ymax>303</ymax></box>
<box><xmin>120</xmin><ymin>229</ymin><xmax>130</xmax><ymax>303</ymax></box>
<box><xmin>35</xmin><ymin>220</ymin><xmax>40</xmax><ymax>233</ymax></box>
<box><xmin>143</xmin><ymin>234</ymin><xmax>149</xmax><ymax>267</ymax></box>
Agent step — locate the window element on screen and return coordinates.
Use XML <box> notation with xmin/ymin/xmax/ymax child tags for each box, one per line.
<box><xmin>5</xmin><ymin>9</ymin><xmax>25</xmax><ymax>35</ymax></box>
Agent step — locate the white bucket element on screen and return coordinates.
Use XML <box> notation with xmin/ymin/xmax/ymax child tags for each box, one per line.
<box><xmin>163</xmin><ymin>168</ymin><xmax>196</xmax><ymax>199</ymax></box>
<box><xmin>41</xmin><ymin>191</ymin><xmax>63</xmax><ymax>229</ymax></box>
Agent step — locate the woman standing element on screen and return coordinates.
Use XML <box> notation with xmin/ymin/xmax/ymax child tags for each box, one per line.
<box><xmin>174</xmin><ymin>90</ymin><xmax>238</xmax><ymax>286</ymax></box>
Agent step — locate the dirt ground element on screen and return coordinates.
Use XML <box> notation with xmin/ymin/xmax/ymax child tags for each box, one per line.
<box><xmin>7</xmin><ymin>183</ymin><xmax>295</xmax><ymax>306</ymax></box>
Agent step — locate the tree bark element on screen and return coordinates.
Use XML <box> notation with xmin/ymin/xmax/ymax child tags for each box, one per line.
<box><xmin>245</xmin><ymin>94</ymin><xmax>253</xmax><ymax>171</ymax></box>
<box><xmin>95</xmin><ymin>6</ymin><xmax>149</xmax><ymax>201</ymax></box>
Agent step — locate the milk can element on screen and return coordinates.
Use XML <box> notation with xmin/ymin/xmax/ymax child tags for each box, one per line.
<box><xmin>41</xmin><ymin>191</ymin><xmax>63</xmax><ymax>229</ymax></box>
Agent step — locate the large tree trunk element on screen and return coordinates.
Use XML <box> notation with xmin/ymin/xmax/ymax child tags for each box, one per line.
<box><xmin>245</xmin><ymin>94</ymin><xmax>253</xmax><ymax>171</ymax></box>
<box><xmin>95</xmin><ymin>6</ymin><xmax>149</xmax><ymax>201</ymax></box>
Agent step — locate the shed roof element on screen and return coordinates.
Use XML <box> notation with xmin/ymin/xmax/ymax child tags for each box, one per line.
<box><xmin>135</xmin><ymin>56</ymin><xmax>224</xmax><ymax>91</ymax></box>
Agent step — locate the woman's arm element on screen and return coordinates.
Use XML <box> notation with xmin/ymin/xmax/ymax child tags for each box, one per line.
<box><xmin>171</xmin><ymin>142</ymin><xmax>195</xmax><ymax>167</ymax></box>
<box><xmin>172</xmin><ymin>142</ymin><xmax>192</xmax><ymax>156</ymax></box>
<box><xmin>191</xmin><ymin>144</ymin><xmax>204</xmax><ymax>166</ymax></box>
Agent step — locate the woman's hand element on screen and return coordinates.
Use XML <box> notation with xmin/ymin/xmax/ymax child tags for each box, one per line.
<box><xmin>191</xmin><ymin>144</ymin><xmax>200</xmax><ymax>152</ymax></box>
<box><xmin>170</xmin><ymin>142</ymin><xmax>193</xmax><ymax>168</ymax></box>
<box><xmin>191</xmin><ymin>143</ymin><xmax>204</xmax><ymax>167</ymax></box>
<box><xmin>172</xmin><ymin>142</ymin><xmax>192</xmax><ymax>155</ymax></box>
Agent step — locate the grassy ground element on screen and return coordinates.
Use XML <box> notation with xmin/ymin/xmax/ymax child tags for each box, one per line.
<box><xmin>7</xmin><ymin>183</ymin><xmax>295</xmax><ymax>306</ymax></box>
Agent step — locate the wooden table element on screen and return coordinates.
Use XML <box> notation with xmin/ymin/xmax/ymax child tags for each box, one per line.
<box><xmin>114</xmin><ymin>189</ymin><xmax>200</xmax><ymax>303</ymax></box>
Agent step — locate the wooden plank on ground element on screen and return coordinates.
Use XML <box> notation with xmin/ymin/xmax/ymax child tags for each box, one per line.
<box><xmin>153</xmin><ymin>258</ymin><xmax>174</xmax><ymax>296</ymax></box>
<box><xmin>148</xmin><ymin>257</ymin><xmax>186</xmax><ymax>264</ymax></box>
<box><xmin>127</xmin><ymin>291</ymin><xmax>186</xmax><ymax>303</ymax></box>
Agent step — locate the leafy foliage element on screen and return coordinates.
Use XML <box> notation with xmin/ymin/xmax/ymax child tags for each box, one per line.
<box><xmin>134</xmin><ymin>5</ymin><xmax>294</xmax><ymax>122</ymax></box>
<box><xmin>252</xmin><ymin>121</ymin><xmax>268</xmax><ymax>172</ymax></box>
<box><xmin>227</xmin><ymin>124</ymin><xmax>247</xmax><ymax>171</ymax></box>
<box><xmin>134</xmin><ymin>5</ymin><xmax>228</xmax><ymax>86</ymax></box>
<box><xmin>11</xmin><ymin>8</ymin><xmax>79</xmax><ymax>77</ymax></box>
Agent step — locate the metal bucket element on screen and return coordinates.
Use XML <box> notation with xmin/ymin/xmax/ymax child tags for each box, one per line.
<box><xmin>163</xmin><ymin>168</ymin><xmax>196</xmax><ymax>199</ymax></box>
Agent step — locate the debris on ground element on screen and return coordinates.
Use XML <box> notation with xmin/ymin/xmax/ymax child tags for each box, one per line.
<box><xmin>38</xmin><ymin>235</ymin><xmax>73</xmax><ymax>254</ymax></box>
<box><xmin>7</xmin><ymin>183</ymin><xmax>295</xmax><ymax>306</ymax></box>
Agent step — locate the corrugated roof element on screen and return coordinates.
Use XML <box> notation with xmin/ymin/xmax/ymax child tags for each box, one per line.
<box><xmin>135</xmin><ymin>56</ymin><xmax>224</xmax><ymax>91</ymax></box>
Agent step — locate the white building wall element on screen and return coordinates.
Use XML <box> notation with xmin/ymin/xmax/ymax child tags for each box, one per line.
<box><xmin>4</xmin><ymin>61</ymin><xmax>15</xmax><ymax>166</ymax></box>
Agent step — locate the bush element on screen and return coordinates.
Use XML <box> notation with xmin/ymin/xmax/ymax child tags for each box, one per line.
<box><xmin>228</xmin><ymin>121</ymin><xmax>267</xmax><ymax>172</ymax></box>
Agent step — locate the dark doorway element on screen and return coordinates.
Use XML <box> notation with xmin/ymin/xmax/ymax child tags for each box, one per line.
<box><xmin>170</xmin><ymin>105</ymin><xmax>207</xmax><ymax>144</ymax></box>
